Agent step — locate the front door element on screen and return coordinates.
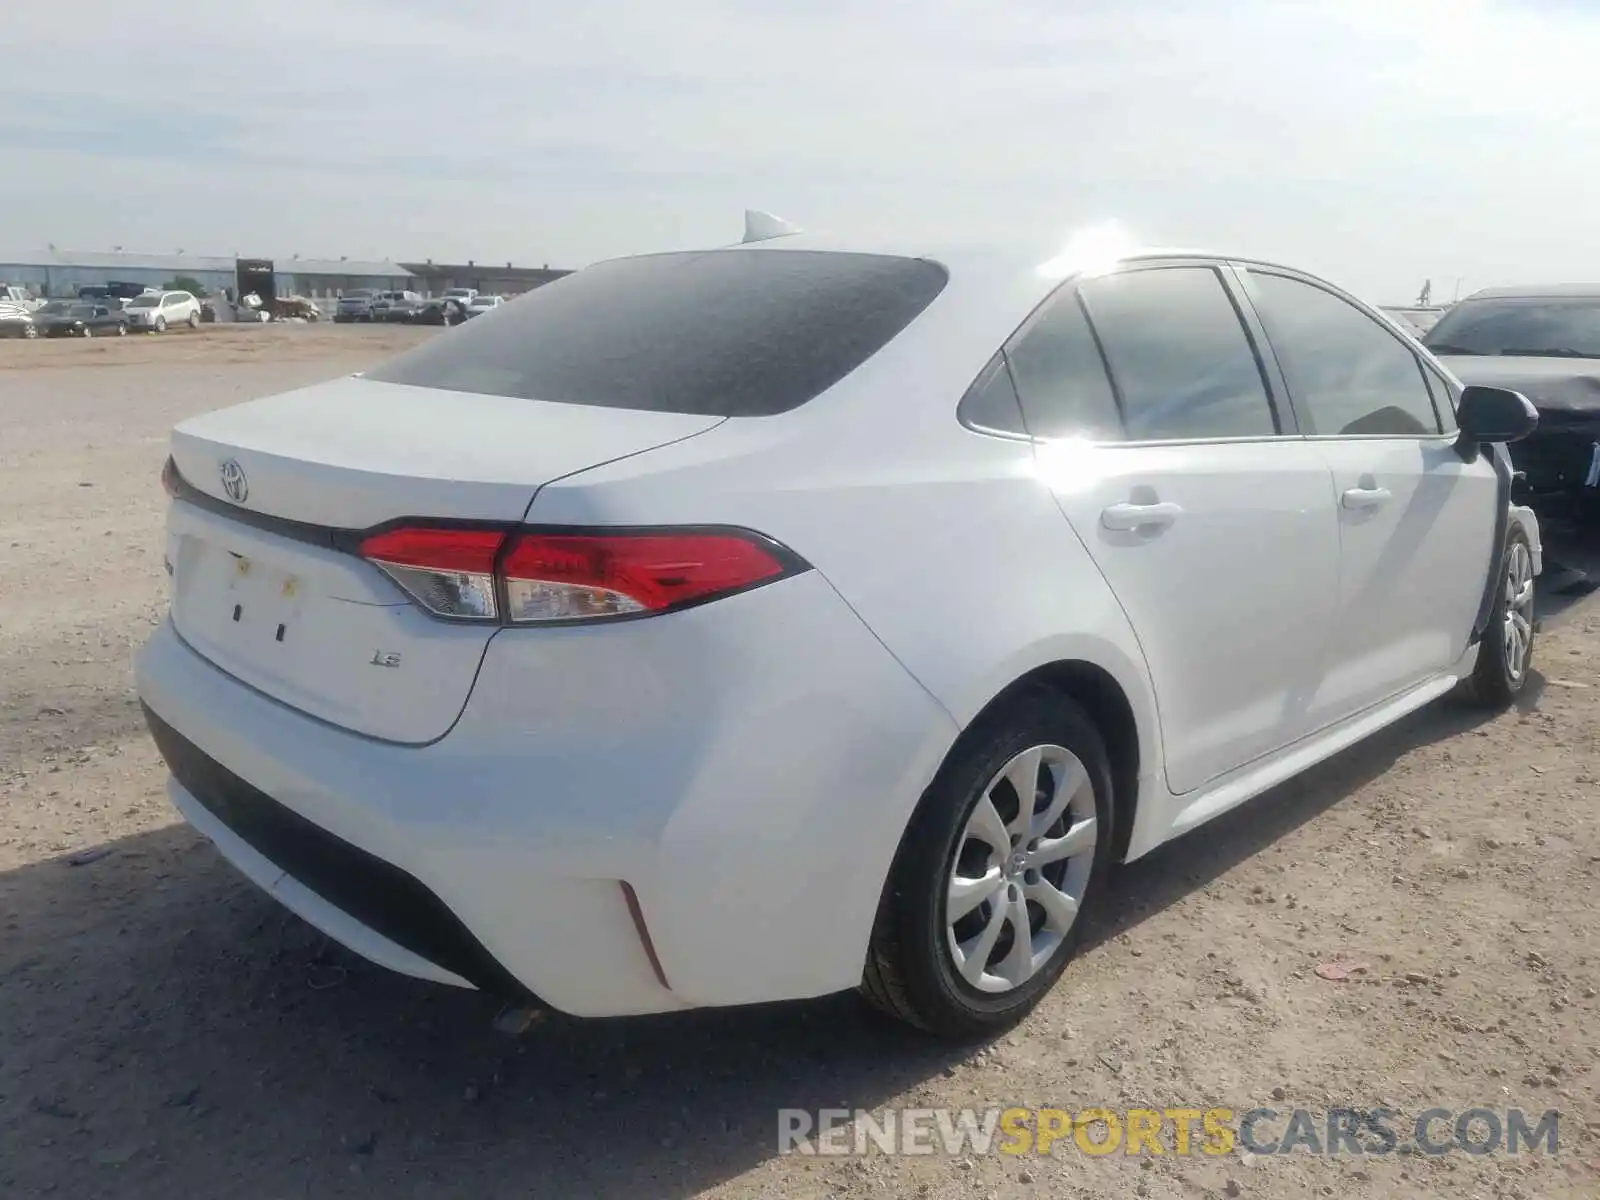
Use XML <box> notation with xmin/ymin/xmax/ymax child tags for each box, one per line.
<box><xmin>1237</xmin><ymin>267</ymin><xmax>1500</xmax><ymax>725</ymax></box>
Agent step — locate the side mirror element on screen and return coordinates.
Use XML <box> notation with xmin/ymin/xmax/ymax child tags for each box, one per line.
<box><xmin>1455</xmin><ymin>385</ymin><xmax>1538</xmax><ymax>461</ymax></box>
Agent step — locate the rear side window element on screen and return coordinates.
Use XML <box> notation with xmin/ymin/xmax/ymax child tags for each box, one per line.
<box><xmin>1079</xmin><ymin>267</ymin><xmax>1277</xmax><ymax>441</ymax></box>
<box><xmin>958</xmin><ymin>355</ymin><xmax>1028</xmax><ymax>436</ymax></box>
<box><xmin>1003</xmin><ymin>289</ymin><xmax>1123</xmax><ymax>440</ymax></box>
<box><xmin>367</xmin><ymin>250</ymin><xmax>949</xmax><ymax>416</ymax></box>
<box><xmin>1247</xmin><ymin>271</ymin><xmax>1441</xmax><ymax>437</ymax></box>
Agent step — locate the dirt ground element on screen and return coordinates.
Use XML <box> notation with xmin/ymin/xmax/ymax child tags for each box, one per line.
<box><xmin>2</xmin><ymin>325</ymin><xmax>1597</xmax><ymax>1199</ymax></box>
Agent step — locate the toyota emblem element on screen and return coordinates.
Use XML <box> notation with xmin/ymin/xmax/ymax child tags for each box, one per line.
<box><xmin>219</xmin><ymin>458</ymin><xmax>249</xmax><ymax>504</ymax></box>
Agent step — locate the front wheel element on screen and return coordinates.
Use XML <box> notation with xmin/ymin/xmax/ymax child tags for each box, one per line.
<box><xmin>81</xmin><ymin>326</ymin><xmax>93</xmax><ymax>339</ymax></box>
<box><xmin>22</xmin><ymin>323</ymin><xmax>37</xmax><ymax>339</ymax></box>
<box><xmin>154</xmin><ymin>316</ymin><xmax>166</xmax><ymax>333</ymax></box>
<box><xmin>1457</xmin><ymin>525</ymin><xmax>1536</xmax><ymax>708</ymax></box>
<box><xmin>187</xmin><ymin>311</ymin><xmax>200</xmax><ymax>329</ymax></box>
<box><xmin>116</xmin><ymin>323</ymin><xmax>126</xmax><ymax>336</ymax></box>
<box><xmin>860</xmin><ymin>689</ymin><xmax>1114</xmax><ymax>1038</ymax></box>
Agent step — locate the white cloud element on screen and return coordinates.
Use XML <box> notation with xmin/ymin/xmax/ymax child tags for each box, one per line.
<box><xmin>2</xmin><ymin>0</ymin><xmax>1598</xmax><ymax>299</ymax></box>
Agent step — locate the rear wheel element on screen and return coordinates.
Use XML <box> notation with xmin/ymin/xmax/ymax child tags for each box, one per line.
<box><xmin>81</xmin><ymin>326</ymin><xmax>93</xmax><ymax>339</ymax></box>
<box><xmin>1457</xmin><ymin>525</ymin><xmax>1536</xmax><ymax>708</ymax></box>
<box><xmin>116</xmin><ymin>323</ymin><xmax>126</xmax><ymax>336</ymax></box>
<box><xmin>22</xmin><ymin>323</ymin><xmax>37</xmax><ymax>339</ymax></box>
<box><xmin>860</xmin><ymin>690</ymin><xmax>1113</xmax><ymax>1038</ymax></box>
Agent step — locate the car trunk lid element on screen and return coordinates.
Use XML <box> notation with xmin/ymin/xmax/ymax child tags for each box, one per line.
<box><xmin>165</xmin><ymin>375</ymin><xmax>722</xmax><ymax>742</ymax></box>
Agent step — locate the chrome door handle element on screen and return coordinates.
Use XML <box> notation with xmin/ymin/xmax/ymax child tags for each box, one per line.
<box><xmin>1341</xmin><ymin>486</ymin><xmax>1392</xmax><ymax>510</ymax></box>
<box><xmin>1101</xmin><ymin>501</ymin><xmax>1183</xmax><ymax>532</ymax></box>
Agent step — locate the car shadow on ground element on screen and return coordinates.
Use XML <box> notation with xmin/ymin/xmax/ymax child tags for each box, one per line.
<box><xmin>1536</xmin><ymin>513</ymin><xmax>1600</xmax><ymax>625</ymax></box>
<box><xmin>1080</xmin><ymin>678</ymin><xmax>1535</xmax><ymax>954</ymax></box>
<box><xmin>0</xmin><ymin>681</ymin><xmax>1544</xmax><ymax>1198</ymax></box>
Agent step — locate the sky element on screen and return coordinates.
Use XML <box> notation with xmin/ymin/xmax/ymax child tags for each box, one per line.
<box><xmin>2</xmin><ymin>0</ymin><xmax>1598</xmax><ymax>302</ymax></box>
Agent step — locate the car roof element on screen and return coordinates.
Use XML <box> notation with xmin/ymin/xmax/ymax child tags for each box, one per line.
<box><xmin>603</xmin><ymin>231</ymin><xmax>1333</xmax><ymax>298</ymax></box>
<box><xmin>1463</xmin><ymin>283</ymin><xmax>1600</xmax><ymax>300</ymax></box>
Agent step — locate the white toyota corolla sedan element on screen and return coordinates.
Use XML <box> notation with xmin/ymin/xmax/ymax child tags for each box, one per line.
<box><xmin>136</xmin><ymin>223</ymin><xmax>1543</xmax><ymax>1038</ymax></box>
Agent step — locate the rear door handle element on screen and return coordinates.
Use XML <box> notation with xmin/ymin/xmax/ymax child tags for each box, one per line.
<box><xmin>1341</xmin><ymin>486</ymin><xmax>1392</xmax><ymax>510</ymax></box>
<box><xmin>1101</xmin><ymin>501</ymin><xmax>1183</xmax><ymax>532</ymax></box>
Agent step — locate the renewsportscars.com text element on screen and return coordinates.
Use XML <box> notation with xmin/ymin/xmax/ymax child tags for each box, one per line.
<box><xmin>779</xmin><ymin>1106</ymin><xmax>1561</xmax><ymax>1158</ymax></box>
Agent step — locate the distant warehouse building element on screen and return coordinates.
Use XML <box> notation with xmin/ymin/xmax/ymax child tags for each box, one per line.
<box><xmin>401</xmin><ymin>261</ymin><xmax>572</xmax><ymax>297</ymax></box>
<box><xmin>0</xmin><ymin>249</ymin><xmax>417</xmax><ymax>301</ymax></box>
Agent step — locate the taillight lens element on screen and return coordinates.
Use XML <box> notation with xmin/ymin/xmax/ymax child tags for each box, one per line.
<box><xmin>501</xmin><ymin>532</ymin><xmax>792</xmax><ymax>623</ymax></box>
<box><xmin>358</xmin><ymin>525</ymin><xmax>802</xmax><ymax>624</ymax></box>
<box><xmin>358</xmin><ymin>526</ymin><xmax>505</xmax><ymax>620</ymax></box>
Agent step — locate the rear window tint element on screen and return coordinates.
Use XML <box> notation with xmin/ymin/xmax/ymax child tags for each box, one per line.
<box><xmin>366</xmin><ymin>250</ymin><xmax>949</xmax><ymax>416</ymax></box>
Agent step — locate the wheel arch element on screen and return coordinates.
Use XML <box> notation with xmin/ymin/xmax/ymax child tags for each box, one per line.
<box><xmin>955</xmin><ymin>657</ymin><xmax>1147</xmax><ymax>864</ymax></box>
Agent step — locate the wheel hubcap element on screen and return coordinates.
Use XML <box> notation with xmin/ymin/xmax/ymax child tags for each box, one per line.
<box><xmin>945</xmin><ymin>744</ymin><xmax>1097</xmax><ymax>995</ymax></box>
<box><xmin>1503</xmin><ymin>542</ymin><xmax>1534</xmax><ymax>683</ymax></box>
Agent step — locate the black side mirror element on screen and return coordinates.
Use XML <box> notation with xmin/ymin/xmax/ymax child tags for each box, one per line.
<box><xmin>1455</xmin><ymin>385</ymin><xmax>1538</xmax><ymax>461</ymax></box>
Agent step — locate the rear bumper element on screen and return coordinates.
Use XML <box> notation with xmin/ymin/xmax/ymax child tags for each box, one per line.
<box><xmin>135</xmin><ymin>571</ymin><xmax>957</xmax><ymax>1017</ymax></box>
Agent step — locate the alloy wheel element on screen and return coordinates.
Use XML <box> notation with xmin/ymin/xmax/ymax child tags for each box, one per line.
<box><xmin>1503</xmin><ymin>540</ymin><xmax>1534</xmax><ymax>684</ymax></box>
<box><xmin>946</xmin><ymin>744</ymin><xmax>1097</xmax><ymax>994</ymax></box>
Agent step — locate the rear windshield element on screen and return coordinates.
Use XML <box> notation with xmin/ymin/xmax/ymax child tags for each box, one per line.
<box><xmin>365</xmin><ymin>249</ymin><xmax>949</xmax><ymax>416</ymax></box>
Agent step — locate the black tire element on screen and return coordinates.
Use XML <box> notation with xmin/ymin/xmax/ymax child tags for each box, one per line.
<box><xmin>116</xmin><ymin>323</ymin><xmax>126</xmax><ymax>336</ymax></box>
<box><xmin>1456</xmin><ymin>524</ymin><xmax>1535</xmax><ymax>708</ymax></box>
<box><xmin>81</xmin><ymin>326</ymin><xmax>93</xmax><ymax>339</ymax></box>
<box><xmin>154</xmin><ymin>316</ymin><xmax>166</xmax><ymax>333</ymax></box>
<box><xmin>22</xmin><ymin>323</ymin><xmax>37</xmax><ymax>339</ymax></box>
<box><xmin>860</xmin><ymin>689</ymin><xmax>1115</xmax><ymax>1039</ymax></box>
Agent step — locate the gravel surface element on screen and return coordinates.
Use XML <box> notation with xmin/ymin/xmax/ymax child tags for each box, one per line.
<box><xmin>2</xmin><ymin>325</ymin><xmax>1597</xmax><ymax>1199</ymax></box>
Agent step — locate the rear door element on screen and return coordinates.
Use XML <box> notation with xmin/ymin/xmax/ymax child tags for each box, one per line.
<box><xmin>1237</xmin><ymin>266</ymin><xmax>1498</xmax><ymax>724</ymax></box>
<box><xmin>1007</xmin><ymin>261</ymin><xmax>1341</xmax><ymax>795</ymax></box>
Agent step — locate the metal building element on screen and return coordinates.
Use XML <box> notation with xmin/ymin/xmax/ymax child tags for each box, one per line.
<box><xmin>401</xmin><ymin>261</ymin><xmax>572</xmax><ymax>297</ymax></box>
<box><xmin>0</xmin><ymin>249</ymin><xmax>416</xmax><ymax>301</ymax></box>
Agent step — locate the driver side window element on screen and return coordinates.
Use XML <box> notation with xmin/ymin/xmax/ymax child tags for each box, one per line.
<box><xmin>1246</xmin><ymin>270</ymin><xmax>1443</xmax><ymax>437</ymax></box>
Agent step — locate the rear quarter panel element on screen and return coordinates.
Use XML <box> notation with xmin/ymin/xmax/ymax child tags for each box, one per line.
<box><xmin>526</xmin><ymin>396</ymin><xmax>1167</xmax><ymax>862</ymax></box>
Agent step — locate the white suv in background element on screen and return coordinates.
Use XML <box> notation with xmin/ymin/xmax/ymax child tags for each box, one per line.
<box><xmin>138</xmin><ymin>235</ymin><xmax>1543</xmax><ymax>1039</ymax></box>
<box><xmin>125</xmin><ymin>291</ymin><xmax>202</xmax><ymax>332</ymax></box>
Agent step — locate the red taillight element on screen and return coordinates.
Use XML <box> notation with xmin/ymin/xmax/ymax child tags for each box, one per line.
<box><xmin>501</xmin><ymin>532</ymin><xmax>792</xmax><ymax>622</ymax></box>
<box><xmin>358</xmin><ymin>525</ymin><xmax>801</xmax><ymax>624</ymax></box>
<box><xmin>358</xmin><ymin>526</ymin><xmax>506</xmax><ymax>620</ymax></box>
<box><xmin>357</xmin><ymin>526</ymin><xmax>504</xmax><ymax>575</ymax></box>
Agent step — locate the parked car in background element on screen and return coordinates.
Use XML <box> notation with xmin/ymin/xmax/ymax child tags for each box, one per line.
<box><xmin>463</xmin><ymin>294</ymin><xmax>503</xmax><ymax>319</ymax></box>
<box><xmin>415</xmin><ymin>297</ymin><xmax>468</xmax><ymax>326</ymax></box>
<box><xmin>0</xmin><ymin>300</ymin><xmax>37</xmax><ymax>338</ymax></box>
<box><xmin>1424</xmin><ymin>285</ymin><xmax>1600</xmax><ymax>515</ymax></box>
<box><xmin>34</xmin><ymin>300</ymin><xmax>128</xmax><ymax>337</ymax></box>
<box><xmin>138</xmin><ymin>235</ymin><xmax>1543</xmax><ymax>1039</ymax></box>
<box><xmin>2</xmin><ymin>285</ymin><xmax>44</xmax><ymax>313</ymax></box>
<box><xmin>372</xmin><ymin>291</ymin><xmax>425</xmax><ymax>322</ymax></box>
<box><xmin>334</xmin><ymin>290</ymin><xmax>379</xmax><ymax>323</ymax></box>
<box><xmin>123</xmin><ymin>291</ymin><xmax>202</xmax><ymax>332</ymax></box>
<box><xmin>271</xmin><ymin>295</ymin><xmax>322</xmax><ymax>322</ymax></box>
<box><xmin>439</xmin><ymin>287</ymin><xmax>478</xmax><ymax>309</ymax></box>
